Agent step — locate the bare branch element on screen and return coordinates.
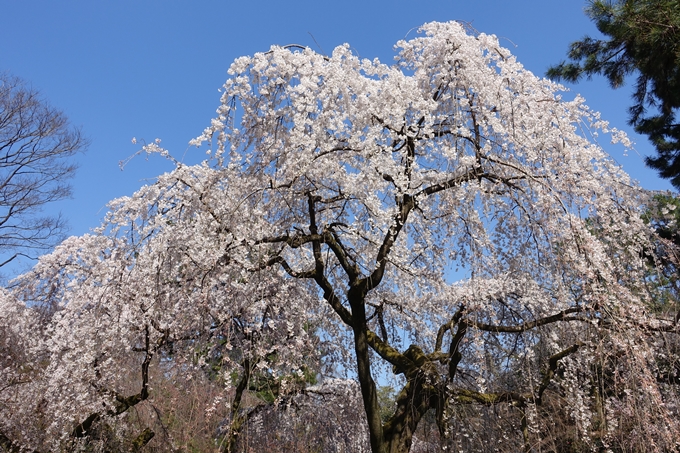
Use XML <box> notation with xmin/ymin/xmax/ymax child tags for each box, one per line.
<box><xmin>0</xmin><ymin>73</ymin><xmax>87</xmax><ymax>268</ymax></box>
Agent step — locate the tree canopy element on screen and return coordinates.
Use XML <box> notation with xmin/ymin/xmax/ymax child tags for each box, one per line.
<box><xmin>2</xmin><ymin>21</ymin><xmax>680</xmax><ymax>453</ymax></box>
<box><xmin>547</xmin><ymin>0</ymin><xmax>680</xmax><ymax>189</ymax></box>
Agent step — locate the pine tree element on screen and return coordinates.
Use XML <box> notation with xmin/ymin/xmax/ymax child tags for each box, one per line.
<box><xmin>548</xmin><ymin>0</ymin><xmax>680</xmax><ymax>188</ymax></box>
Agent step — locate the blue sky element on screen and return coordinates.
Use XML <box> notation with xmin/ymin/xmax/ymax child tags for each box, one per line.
<box><xmin>1</xmin><ymin>1</ymin><xmax>674</xmax><ymax>274</ymax></box>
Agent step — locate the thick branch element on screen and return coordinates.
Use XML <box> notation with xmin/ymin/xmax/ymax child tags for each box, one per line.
<box><xmin>465</xmin><ymin>307</ymin><xmax>583</xmax><ymax>333</ymax></box>
<box><xmin>366</xmin><ymin>330</ymin><xmax>418</xmax><ymax>377</ymax></box>
<box><xmin>364</xmin><ymin>193</ymin><xmax>415</xmax><ymax>292</ymax></box>
<box><xmin>221</xmin><ymin>357</ymin><xmax>256</xmax><ymax>453</ymax></box>
<box><xmin>536</xmin><ymin>343</ymin><xmax>583</xmax><ymax>405</ymax></box>
<box><xmin>256</xmin><ymin>232</ymin><xmax>323</xmax><ymax>248</ymax></box>
<box><xmin>322</xmin><ymin>227</ymin><xmax>360</xmax><ymax>281</ymax></box>
<box><xmin>417</xmin><ymin>166</ymin><xmax>484</xmax><ymax>197</ymax></box>
<box><xmin>131</xmin><ymin>428</ymin><xmax>155</xmax><ymax>452</ymax></box>
<box><xmin>434</xmin><ymin>304</ymin><xmax>466</xmax><ymax>352</ymax></box>
<box><xmin>72</xmin><ymin>325</ymin><xmax>154</xmax><ymax>438</ymax></box>
<box><xmin>264</xmin><ymin>255</ymin><xmax>317</xmax><ymax>279</ymax></box>
<box><xmin>453</xmin><ymin>387</ymin><xmax>527</xmax><ymax>406</ymax></box>
<box><xmin>447</xmin><ymin>318</ymin><xmax>468</xmax><ymax>382</ymax></box>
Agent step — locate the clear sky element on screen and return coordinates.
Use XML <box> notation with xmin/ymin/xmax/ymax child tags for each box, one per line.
<box><xmin>0</xmin><ymin>1</ymin><xmax>674</xmax><ymax>275</ymax></box>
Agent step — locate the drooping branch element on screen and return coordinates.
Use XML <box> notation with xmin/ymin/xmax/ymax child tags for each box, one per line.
<box><xmin>445</xmin><ymin>342</ymin><xmax>583</xmax><ymax>410</ymax></box>
<box><xmin>536</xmin><ymin>343</ymin><xmax>583</xmax><ymax>405</ymax></box>
<box><xmin>72</xmin><ymin>324</ymin><xmax>155</xmax><ymax>439</ymax></box>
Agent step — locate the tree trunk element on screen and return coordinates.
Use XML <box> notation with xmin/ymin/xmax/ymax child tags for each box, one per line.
<box><xmin>222</xmin><ymin>358</ymin><xmax>254</xmax><ymax>453</ymax></box>
<box><xmin>350</xmin><ymin>289</ymin><xmax>386</xmax><ymax>453</ymax></box>
<box><xmin>350</xmin><ymin>285</ymin><xmax>437</xmax><ymax>453</ymax></box>
<box><xmin>383</xmin><ymin>373</ymin><xmax>435</xmax><ymax>453</ymax></box>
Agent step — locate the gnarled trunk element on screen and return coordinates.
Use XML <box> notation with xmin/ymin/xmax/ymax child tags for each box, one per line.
<box><xmin>383</xmin><ymin>375</ymin><xmax>437</xmax><ymax>453</ymax></box>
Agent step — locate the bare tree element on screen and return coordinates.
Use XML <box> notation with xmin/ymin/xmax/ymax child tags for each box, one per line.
<box><xmin>0</xmin><ymin>73</ymin><xmax>86</xmax><ymax>268</ymax></box>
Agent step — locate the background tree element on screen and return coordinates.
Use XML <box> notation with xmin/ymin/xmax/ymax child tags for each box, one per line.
<box><xmin>547</xmin><ymin>0</ymin><xmax>680</xmax><ymax>189</ymax></box>
<box><xmin>0</xmin><ymin>72</ymin><xmax>86</xmax><ymax>269</ymax></box>
<box><xmin>641</xmin><ymin>191</ymin><xmax>680</xmax><ymax>311</ymax></box>
<box><xmin>3</xmin><ymin>21</ymin><xmax>680</xmax><ymax>453</ymax></box>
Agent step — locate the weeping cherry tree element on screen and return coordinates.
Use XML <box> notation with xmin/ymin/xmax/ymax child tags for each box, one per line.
<box><xmin>2</xmin><ymin>21</ymin><xmax>680</xmax><ymax>453</ymax></box>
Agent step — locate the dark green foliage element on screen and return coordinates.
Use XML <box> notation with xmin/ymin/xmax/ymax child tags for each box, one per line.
<box><xmin>377</xmin><ymin>385</ymin><xmax>397</xmax><ymax>423</ymax></box>
<box><xmin>643</xmin><ymin>192</ymin><xmax>680</xmax><ymax>246</ymax></box>
<box><xmin>548</xmin><ymin>0</ymin><xmax>680</xmax><ymax>188</ymax></box>
<box><xmin>641</xmin><ymin>192</ymin><xmax>680</xmax><ymax>311</ymax></box>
